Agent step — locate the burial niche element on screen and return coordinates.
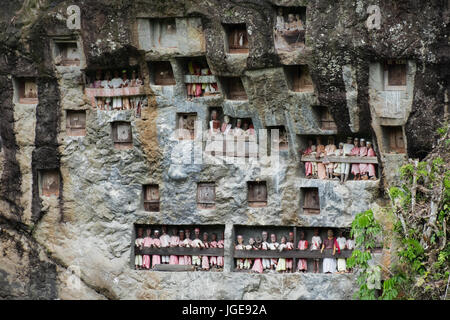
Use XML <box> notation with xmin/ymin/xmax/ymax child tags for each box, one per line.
<box><xmin>384</xmin><ymin>60</ymin><xmax>407</xmax><ymax>90</ymax></box>
<box><xmin>248</xmin><ymin>181</ymin><xmax>268</xmax><ymax>207</ymax></box>
<box><xmin>143</xmin><ymin>184</ymin><xmax>160</xmax><ymax>212</ymax></box>
<box><xmin>267</xmin><ymin>126</ymin><xmax>289</xmax><ymax>152</ymax></box>
<box><xmin>53</xmin><ymin>38</ymin><xmax>81</xmax><ymax>66</ymax></box>
<box><xmin>224</xmin><ymin>24</ymin><xmax>249</xmax><ymax>54</ymax></box>
<box><xmin>148</xmin><ymin>18</ymin><xmax>178</xmax><ymax>49</ymax></box>
<box><xmin>274</xmin><ymin>6</ymin><xmax>306</xmax><ymax>51</ymax></box>
<box><xmin>181</xmin><ymin>57</ymin><xmax>219</xmax><ymax>98</ymax></box>
<box><xmin>284</xmin><ymin>65</ymin><xmax>313</xmax><ymax>92</ymax></box>
<box><xmin>176</xmin><ymin>113</ymin><xmax>197</xmax><ymax>140</ymax></box>
<box><xmin>15</xmin><ymin>78</ymin><xmax>38</xmax><ymax>104</ymax></box>
<box><xmin>112</xmin><ymin>121</ymin><xmax>133</xmax><ymax>149</ymax></box>
<box><xmin>221</xmin><ymin>77</ymin><xmax>248</xmax><ymax>100</ymax></box>
<box><xmin>301</xmin><ymin>187</ymin><xmax>320</xmax><ymax>214</ymax></box>
<box><xmin>66</xmin><ymin>110</ymin><xmax>86</xmax><ymax>136</ymax></box>
<box><xmin>382</xmin><ymin>125</ymin><xmax>406</xmax><ymax>153</ymax></box>
<box><xmin>197</xmin><ymin>182</ymin><xmax>216</xmax><ymax>209</ymax></box>
<box><xmin>39</xmin><ymin>169</ymin><xmax>60</xmax><ymax>197</ymax></box>
<box><xmin>317</xmin><ymin>107</ymin><xmax>337</xmax><ymax>131</ymax></box>
<box><xmin>151</xmin><ymin>61</ymin><xmax>176</xmax><ymax>86</ymax></box>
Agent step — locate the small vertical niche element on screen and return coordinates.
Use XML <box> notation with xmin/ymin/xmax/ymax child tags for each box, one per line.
<box><xmin>384</xmin><ymin>60</ymin><xmax>407</xmax><ymax>90</ymax></box>
<box><xmin>267</xmin><ymin>126</ymin><xmax>289</xmax><ymax>153</ymax></box>
<box><xmin>150</xmin><ymin>61</ymin><xmax>176</xmax><ymax>86</ymax></box>
<box><xmin>274</xmin><ymin>6</ymin><xmax>306</xmax><ymax>50</ymax></box>
<box><xmin>52</xmin><ymin>38</ymin><xmax>81</xmax><ymax>66</ymax></box>
<box><xmin>149</xmin><ymin>18</ymin><xmax>178</xmax><ymax>49</ymax></box>
<box><xmin>301</xmin><ymin>187</ymin><xmax>320</xmax><ymax>214</ymax></box>
<box><xmin>221</xmin><ymin>77</ymin><xmax>248</xmax><ymax>100</ymax></box>
<box><xmin>66</xmin><ymin>110</ymin><xmax>86</xmax><ymax>136</ymax></box>
<box><xmin>14</xmin><ymin>77</ymin><xmax>38</xmax><ymax>104</ymax></box>
<box><xmin>247</xmin><ymin>181</ymin><xmax>268</xmax><ymax>207</ymax></box>
<box><xmin>223</xmin><ymin>23</ymin><xmax>249</xmax><ymax>54</ymax></box>
<box><xmin>197</xmin><ymin>182</ymin><xmax>216</xmax><ymax>209</ymax></box>
<box><xmin>143</xmin><ymin>184</ymin><xmax>160</xmax><ymax>212</ymax></box>
<box><xmin>381</xmin><ymin>125</ymin><xmax>406</xmax><ymax>153</ymax></box>
<box><xmin>176</xmin><ymin>113</ymin><xmax>197</xmax><ymax>140</ymax></box>
<box><xmin>284</xmin><ymin>65</ymin><xmax>313</xmax><ymax>92</ymax></box>
<box><xmin>39</xmin><ymin>169</ymin><xmax>60</xmax><ymax>197</ymax></box>
<box><xmin>317</xmin><ymin>107</ymin><xmax>337</xmax><ymax>131</ymax></box>
<box><xmin>111</xmin><ymin>121</ymin><xmax>133</xmax><ymax>149</ymax></box>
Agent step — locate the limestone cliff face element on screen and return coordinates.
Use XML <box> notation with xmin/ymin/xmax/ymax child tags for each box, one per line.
<box><xmin>0</xmin><ymin>0</ymin><xmax>448</xmax><ymax>300</ymax></box>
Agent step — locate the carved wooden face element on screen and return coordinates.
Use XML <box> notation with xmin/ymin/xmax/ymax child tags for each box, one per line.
<box><xmin>270</xmin><ymin>234</ymin><xmax>277</xmax><ymax>243</ymax></box>
<box><xmin>262</xmin><ymin>232</ymin><xmax>268</xmax><ymax>241</ymax></box>
<box><xmin>185</xmin><ymin>230</ymin><xmax>191</xmax><ymax>239</ymax></box>
<box><xmin>237</xmin><ymin>235</ymin><xmax>243</xmax><ymax>244</ymax></box>
<box><xmin>211</xmin><ymin>233</ymin><xmax>217</xmax><ymax>241</ymax></box>
<box><xmin>327</xmin><ymin>230</ymin><xmax>334</xmax><ymax>237</ymax></box>
<box><xmin>137</xmin><ymin>228</ymin><xmax>143</xmax><ymax>237</ymax></box>
<box><xmin>179</xmin><ymin>231</ymin><xmax>185</xmax><ymax>240</ymax></box>
<box><xmin>203</xmin><ymin>233</ymin><xmax>208</xmax><ymax>241</ymax></box>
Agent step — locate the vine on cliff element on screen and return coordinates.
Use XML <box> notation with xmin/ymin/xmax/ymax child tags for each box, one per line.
<box><xmin>350</xmin><ymin>124</ymin><xmax>450</xmax><ymax>300</ymax></box>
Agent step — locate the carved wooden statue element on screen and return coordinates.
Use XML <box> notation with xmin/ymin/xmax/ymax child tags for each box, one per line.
<box><xmin>311</xmin><ymin>228</ymin><xmax>322</xmax><ymax>273</ymax></box>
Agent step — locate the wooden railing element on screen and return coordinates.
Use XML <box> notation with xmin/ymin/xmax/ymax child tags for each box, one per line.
<box><xmin>184</xmin><ymin>75</ymin><xmax>217</xmax><ymax>84</ymax></box>
<box><xmin>84</xmin><ymin>86</ymin><xmax>145</xmax><ymax>98</ymax></box>
<box><xmin>301</xmin><ymin>155</ymin><xmax>378</xmax><ymax>164</ymax></box>
<box><xmin>233</xmin><ymin>248</ymin><xmax>353</xmax><ymax>259</ymax></box>
<box><xmin>135</xmin><ymin>247</ymin><xmax>224</xmax><ymax>257</ymax></box>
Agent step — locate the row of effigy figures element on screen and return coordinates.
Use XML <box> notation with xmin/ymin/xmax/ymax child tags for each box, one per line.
<box><xmin>301</xmin><ymin>136</ymin><xmax>377</xmax><ymax>182</ymax></box>
<box><xmin>235</xmin><ymin>229</ymin><xmax>355</xmax><ymax>273</ymax></box>
<box><xmin>134</xmin><ymin>226</ymin><xmax>224</xmax><ymax>271</ymax></box>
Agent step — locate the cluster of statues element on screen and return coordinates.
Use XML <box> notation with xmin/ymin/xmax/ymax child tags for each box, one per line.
<box><xmin>301</xmin><ymin>136</ymin><xmax>377</xmax><ymax>182</ymax></box>
<box><xmin>134</xmin><ymin>226</ymin><xmax>224</xmax><ymax>271</ymax></box>
<box><xmin>186</xmin><ymin>61</ymin><xmax>219</xmax><ymax>98</ymax></box>
<box><xmin>274</xmin><ymin>9</ymin><xmax>305</xmax><ymax>49</ymax></box>
<box><xmin>208</xmin><ymin>111</ymin><xmax>255</xmax><ymax>137</ymax></box>
<box><xmin>87</xmin><ymin>69</ymin><xmax>146</xmax><ymax>111</ymax></box>
<box><xmin>275</xmin><ymin>11</ymin><xmax>305</xmax><ymax>33</ymax></box>
<box><xmin>235</xmin><ymin>230</ymin><xmax>354</xmax><ymax>274</ymax></box>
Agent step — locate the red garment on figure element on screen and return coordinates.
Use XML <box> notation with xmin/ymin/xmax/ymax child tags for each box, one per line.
<box><xmin>303</xmin><ymin>147</ymin><xmax>313</xmax><ymax>176</ymax></box>
<box><xmin>350</xmin><ymin>146</ymin><xmax>360</xmax><ymax>174</ymax></box>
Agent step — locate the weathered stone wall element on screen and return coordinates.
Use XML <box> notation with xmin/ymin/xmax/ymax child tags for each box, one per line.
<box><xmin>0</xmin><ymin>0</ymin><xmax>448</xmax><ymax>300</ymax></box>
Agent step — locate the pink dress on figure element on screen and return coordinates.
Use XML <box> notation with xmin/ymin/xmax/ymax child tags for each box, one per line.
<box><xmin>350</xmin><ymin>146</ymin><xmax>360</xmax><ymax>175</ymax></box>
<box><xmin>217</xmin><ymin>240</ymin><xmax>224</xmax><ymax>267</ymax></box>
<box><xmin>359</xmin><ymin>146</ymin><xmax>368</xmax><ymax>173</ymax></box>
<box><xmin>303</xmin><ymin>147</ymin><xmax>313</xmax><ymax>176</ymax></box>
<box><xmin>297</xmin><ymin>240</ymin><xmax>309</xmax><ymax>271</ymax></box>
<box><xmin>151</xmin><ymin>238</ymin><xmax>161</xmax><ymax>267</ymax></box>
<box><xmin>169</xmin><ymin>236</ymin><xmax>179</xmax><ymax>264</ymax></box>
<box><xmin>286</xmin><ymin>242</ymin><xmax>294</xmax><ymax>270</ymax></box>
<box><xmin>209</xmin><ymin>241</ymin><xmax>218</xmax><ymax>266</ymax></box>
<box><xmin>182</xmin><ymin>238</ymin><xmax>193</xmax><ymax>265</ymax></box>
<box><xmin>366</xmin><ymin>148</ymin><xmax>376</xmax><ymax>177</ymax></box>
<box><xmin>142</xmin><ymin>237</ymin><xmax>153</xmax><ymax>269</ymax></box>
<box><xmin>201</xmin><ymin>242</ymin><xmax>210</xmax><ymax>270</ymax></box>
<box><xmin>251</xmin><ymin>247</ymin><xmax>264</xmax><ymax>273</ymax></box>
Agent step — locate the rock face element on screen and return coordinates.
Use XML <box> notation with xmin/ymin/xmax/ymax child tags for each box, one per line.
<box><xmin>0</xmin><ymin>0</ymin><xmax>448</xmax><ymax>300</ymax></box>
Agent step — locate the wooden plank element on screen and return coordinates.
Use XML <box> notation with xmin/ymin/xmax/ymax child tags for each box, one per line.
<box><xmin>233</xmin><ymin>249</ymin><xmax>353</xmax><ymax>259</ymax></box>
<box><xmin>136</xmin><ymin>247</ymin><xmax>224</xmax><ymax>256</ymax></box>
<box><xmin>152</xmin><ymin>264</ymin><xmax>196</xmax><ymax>272</ymax></box>
<box><xmin>184</xmin><ymin>75</ymin><xmax>217</xmax><ymax>84</ymax></box>
<box><xmin>301</xmin><ymin>155</ymin><xmax>378</xmax><ymax>164</ymax></box>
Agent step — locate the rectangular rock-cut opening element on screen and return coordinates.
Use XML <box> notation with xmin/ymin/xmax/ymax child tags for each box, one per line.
<box><xmin>220</xmin><ymin>77</ymin><xmax>248</xmax><ymax>100</ymax></box>
<box><xmin>176</xmin><ymin>113</ymin><xmax>197</xmax><ymax>140</ymax></box>
<box><xmin>267</xmin><ymin>126</ymin><xmax>289</xmax><ymax>153</ymax></box>
<box><xmin>381</xmin><ymin>125</ymin><xmax>406</xmax><ymax>153</ymax></box>
<box><xmin>384</xmin><ymin>60</ymin><xmax>407</xmax><ymax>90</ymax></box>
<box><xmin>132</xmin><ymin>224</ymin><xmax>225</xmax><ymax>271</ymax></box>
<box><xmin>66</xmin><ymin>110</ymin><xmax>86</xmax><ymax>136</ymax></box>
<box><xmin>223</xmin><ymin>23</ymin><xmax>249</xmax><ymax>54</ymax></box>
<box><xmin>197</xmin><ymin>182</ymin><xmax>216</xmax><ymax>209</ymax></box>
<box><xmin>53</xmin><ymin>39</ymin><xmax>81</xmax><ymax>66</ymax></box>
<box><xmin>111</xmin><ymin>121</ymin><xmax>133</xmax><ymax>149</ymax></box>
<box><xmin>83</xmin><ymin>68</ymin><xmax>146</xmax><ymax>112</ymax></box>
<box><xmin>316</xmin><ymin>106</ymin><xmax>337</xmax><ymax>131</ymax></box>
<box><xmin>143</xmin><ymin>184</ymin><xmax>160</xmax><ymax>212</ymax></box>
<box><xmin>274</xmin><ymin>6</ymin><xmax>306</xmax><ymax>50</ymax></box>
<box><xmin>39</xmin><ymin>169</ymin><xmax>60</xmax><ymax>197</ymax></box>
<box><xmin>247</xmin><ymin>181</ymin><xmax>267</xmax><ymax>207</ymax></box>
<box><xmin>13</xmin><ymin>77</ymin><xmax>38</xmax><ymax>104</ymax></box>
<box><xmin>284</xmin><ymin>65</ymin><xmax>313</xmax><ymax>92</ymax></box>
<box><xmin>148</xmin><ymin>18</ymin><xmax>178</xmax><ymax>48</ymax></box>
<box><xmin>150</xmin><ymin>61</ymin><xmax>176</xmax><ymax>86</ymax></box>
<box><xmin>180</xmin><ymin>57</ymin><xmax>219</xmax><ymax>98</ymax></box>
<box><xmin>301</xmin><ymin>187</ymin><xmax>320</xmax><ymax>214</ymax></box>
